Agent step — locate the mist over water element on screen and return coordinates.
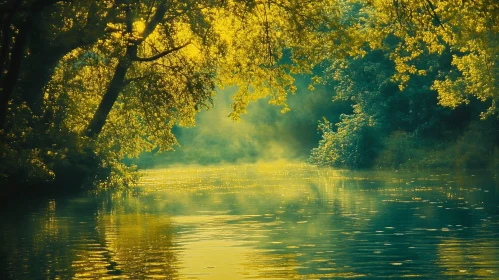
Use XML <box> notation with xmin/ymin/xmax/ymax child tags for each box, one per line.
<box><xmin>139</xmin><ymin>78</ymin><xmax>351</xmax><ymax>167</ymax></box>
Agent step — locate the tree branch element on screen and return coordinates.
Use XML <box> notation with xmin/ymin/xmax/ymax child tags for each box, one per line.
<box><xmin>123</xmin><ymin>76</ymin><xmax>145</xmax><ymax>86</ymax></box>
<box><xmin>424</xmin><ymin>0</ymin><xmax>445</xmax><ymax>29</ymax></box>
<box><xmin>131</xmin><ymin>41</ymin><xmax>191</xmax><ymax>62</ymax></box>
<box><xmin>140</xmin><ymin>1</ymin><xmax>168</xmax><ymax>42</ymax></box>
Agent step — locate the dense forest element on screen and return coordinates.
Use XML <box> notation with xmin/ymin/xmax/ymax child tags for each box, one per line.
<box><xmin>0</xmin><ymin>0</ymin><xmax>498</xmax><ymax>197</ymax></box>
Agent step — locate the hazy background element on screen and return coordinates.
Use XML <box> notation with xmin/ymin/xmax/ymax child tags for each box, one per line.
<box><xmin>137</xmin><ymin>76</ymin><xmax>351</xmax><ymax>167</ymax></box>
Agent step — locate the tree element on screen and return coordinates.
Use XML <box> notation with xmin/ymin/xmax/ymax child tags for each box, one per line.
<box><xmin>0</xmin><ymin>0</ymin><xmax>119</xmax><ymax>129</ymax></box>
<box><xmin>45</xmin><ymin>0</ymin><xmax>360</xmax><ymax>158</ymax></box>
<box><xmin>309</xmin><ymin>0</ymin><xmax>499</xmax><ymax>169</ymax></box>
<box><xmin>1</xmin><ymin>0</ymin><xmax>362</xmax><ymax>189</ymax></box>
<box><xmin>352</xmin><ymin>0</ymin><xmax>499</xmax><ymax>118</ymax></box>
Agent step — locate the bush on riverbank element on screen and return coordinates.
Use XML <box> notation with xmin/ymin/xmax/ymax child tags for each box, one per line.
<box><xmin>0</xmin><ymin>105</ymin><xmax>137</xmax><ymax>199</ymax></box>
<box><xmin>375</xmin><ymin>121</ymin><xmax>498</xmax><ymax>170</ymax></box>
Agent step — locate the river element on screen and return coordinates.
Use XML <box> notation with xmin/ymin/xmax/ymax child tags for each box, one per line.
<box><xmin>1</xmin><ymin>163</ymin><xmax>498</xmax><ymax>279</ymax></box>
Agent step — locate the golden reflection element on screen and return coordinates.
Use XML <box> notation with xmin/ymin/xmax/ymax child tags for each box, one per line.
<box><xmin>95</xmin><ymin>206</ymin><xmax>179</xmax><ymax>279</ymax></box>
<box><xmin>179</xmin><ymin>238</ymin><xmax>260</xmax><ymax>280</ymax></box>
<box><xmin>437</xmin><ymin>238</ymin><xmax>499</xmax><ymax>278</ymax></box>
<box><xmin>1</xmin><ymin>163</ymin><xmax>498</xmax><ymax>279</ymax></box>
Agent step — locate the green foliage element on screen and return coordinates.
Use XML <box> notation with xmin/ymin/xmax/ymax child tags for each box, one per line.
<box><xmin>0</xmin><ymin>104</ymin><xmax>55</xmax><ymax>187</ymax></box>
<box><xmin>374</xmin><ymin>131</ymin><xmax>416</xmax><ymax>169</ymax></box>
<box><xmin>1</xmin><ymin>0</ymin><xmax>499</xmax><ymax>197</ymax></box>
<box><xmin>352</xmin><ymin>0</ymin><xmax>499</xmax><ymax>117</ymax></box>
<box><xmin>451</xmin><ymin>120</ymin><xmax>497</xmax><ymax>169</ymax></box>
<box><xmin>374</xmin><ymin>119</ymin><xmax>499</xmax><ymax>170</ymax></box>
<box><xmin>0</xmin><ymin>96</ymin><xmax>137</xmax><ymax>196</ymax></box>
<box><xmin>310</xmin><ymin>113</ymin><xmax>380</xmax><ymax>168</ymax></box>
<box><xmin>1</xmin><ymin>0</ymin><xmax>359</xmax><ymax>194</ymax></box>
<box><xmin>309</xmin><ymin>33</ymin><xmax>498</xmax><ymax>170</ymax></box>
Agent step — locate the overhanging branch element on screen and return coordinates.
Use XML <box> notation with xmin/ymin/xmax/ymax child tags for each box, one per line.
<box><xmin>131</xmin><ymin>41</ymin><xmax>191</xmax><ymax>62</ymax></box>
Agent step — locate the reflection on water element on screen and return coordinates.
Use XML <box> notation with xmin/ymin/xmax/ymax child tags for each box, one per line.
<box><xmin>1</xmin><ymin>163</ymin><xmax>499</xmax><ymax>279</ymax></box>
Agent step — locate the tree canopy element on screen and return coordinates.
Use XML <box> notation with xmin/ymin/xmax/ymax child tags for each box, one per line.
<box><xmin>0</xmin><ymin>0</ymin><xmax>498</xmax><ymax>191</ymax></box>
<box><xmin>355</xmin><ymin>0</ymin><xmax>499</xmax><ymax>116</ymax></box>
<box><xmin>309</xmin><ymin>1</ymin><xmax>499</xmax><ymax>169</ymax></box>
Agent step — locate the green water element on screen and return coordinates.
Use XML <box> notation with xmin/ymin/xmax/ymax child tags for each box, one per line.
<box><xmin>1</xmin><ymin>163</ymin><xmax>499</xmax><ymax>279</ymax></box>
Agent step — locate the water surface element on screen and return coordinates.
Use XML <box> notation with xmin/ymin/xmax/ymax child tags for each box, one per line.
<box><xmin>1</xmin><ymin>163</ymin><xmax>499</xmax><ymax>279</ymax></box>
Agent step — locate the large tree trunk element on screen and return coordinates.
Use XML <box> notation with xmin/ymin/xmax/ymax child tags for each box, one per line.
<box><xmin>20</xmin><ymin>1</ymin><xmax>102</xmax><ymax>113</ymax></box>
<box><xmin>85</xmin><ymin>58</ymin><xmax>130</xmax><ymax>138</ymax></box>
<box><xmin>0</xmin><ymin>1</ymin><xmax>21</xmax><ymax>81</ymax></box>
<box><xmin>0</xmin><ymin>21</ymin><xmax>30</xmax><ymax>130</ymax></box>
<box><xmin>0</xmin><ymin>0</ymin><xmax>69</xmax><ymax>129</ymax></box>
<box><xmin>19</xmin><ymin>45</ymin><xmax>71</xmax><ymax>114</ymax></box>
<box><xmin>84</xmin><ymin>1</ymin><xmax>170</xmax><ymax>138</ymax></box>
<box><xmin>1</xmin><ymin>0</ymin><xmax>115</xmax><ymax>129</ymax></box>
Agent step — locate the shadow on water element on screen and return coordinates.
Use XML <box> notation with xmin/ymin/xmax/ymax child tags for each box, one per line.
<box><xmin>1</xmin><ymin>163</ymin><xmax>498</xmax><ymax>279</ymax></box>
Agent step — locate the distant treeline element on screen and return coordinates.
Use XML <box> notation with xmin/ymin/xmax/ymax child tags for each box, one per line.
<box><xmin>310</xmin><ymin>48</ymin><xmax>499</xmax><ymax>170</ymax></box>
